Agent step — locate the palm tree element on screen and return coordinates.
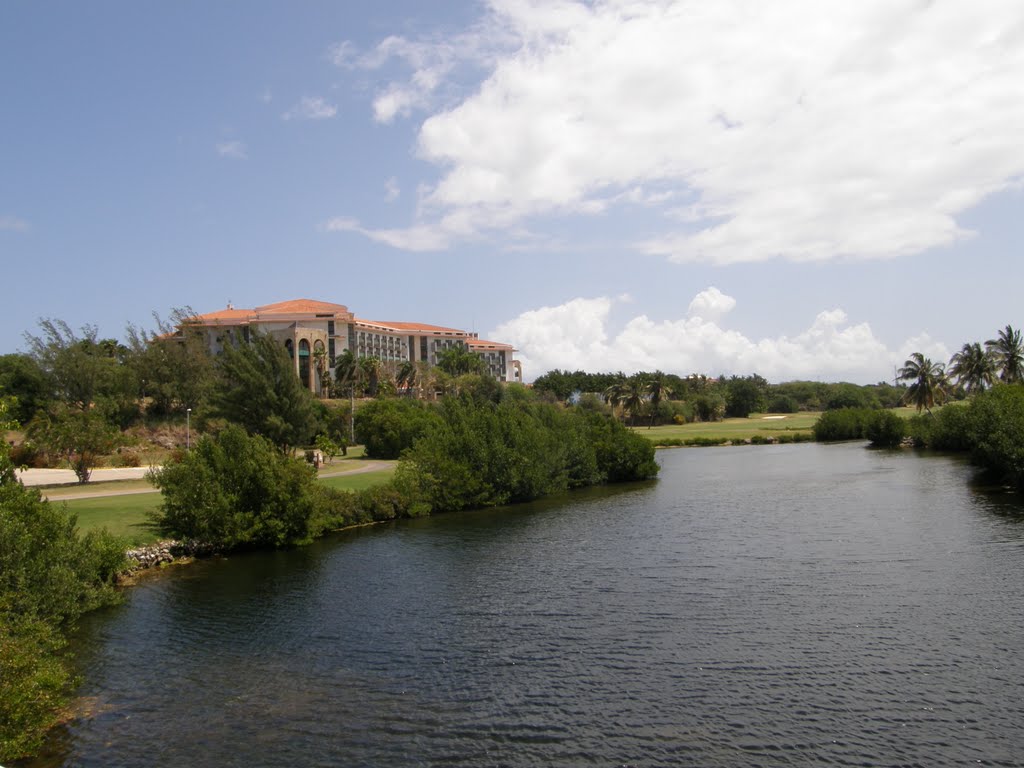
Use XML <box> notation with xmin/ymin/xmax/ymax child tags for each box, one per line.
<box><xmin>948</xmin><ymin>342</ymin><xmax>995</xmax><ymax>395</ymax></box>
<box><xmin>359</xmin><ymin>356</ymin><xmax>382</xmax><ymax>397</ymax></box>
<box><xmin>396</xmin><ymin>360</ymin><xmax>417</xmax><ymax>396</ymax></box>
<box><xmin>333</xmin><ymin>350</ymin><xmax>365</xmax><ymax>396</ymax></box>
<box><xmin>985</xmin><ymin>324</ymin><xmax>1024</xmax><ymax>384</ymax></box>
<box><xmin>603</xmin><ymin>379</ymin><xmax>627</xmax><ymax>420</ymax></box>
<box><xmin>646</xmin><ymin>371</ymin><xmax>667</xmax><ymax>428</ymax></box>
<box><xmin>621</xmin><ymin>378</ymin><xmax>648</xmax><ymax>426</ymax></box>
<box><xmin>898</xmin><ymin>352</ymin><xmax>948</xmax><ymax>413</ymax></box>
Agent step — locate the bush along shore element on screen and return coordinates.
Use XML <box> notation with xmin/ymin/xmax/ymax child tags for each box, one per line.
<box><xmin>811</xmin><ymin>385</ymin><xmax>1024</xmax><ymax>492</ymax></box>
<box><xmin>149</xmin><ymin>395</ymin><xmax>660</xmax><ymax>550</ymax></box>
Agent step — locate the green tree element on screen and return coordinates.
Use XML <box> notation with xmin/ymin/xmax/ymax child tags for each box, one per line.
<box><xmin>985</xmin><ymin>324</ymin><xmax>1024</xmax><ymax>384</ymax></box>
<box><xmin>24</xmin><ymin>319</ymin><xmax>137</xmax><ymax>419</ymax></box>
<box><xmin>396</xmin><ymin>360</ymin><xmax>417</xmax><ymax>396</ymax></box>
<box><xmin>620</xmin><ymin>378</ymin><xmax>648</xmax><ymax>426</ymax></box>
<box><xmin>948</xmin><ymin>342</ymin><xmax>995</xmax><ymax>395</ymax></box>
<box><xmin>211</xmin><ymin>331</ymin><xmax>320</xmax><ymax>453</ymax></box>
<box><xmin>149</xmin><ymin>424</ymin><xmax>319</xmax><ymax>548</ymax></box>
<box><xmin>898</xmin><ymin>352</ymin><xmax>948</xmax><ymax>413</ymax></box>
<box><xmin>724</xmin><ymin>376</ymin><xmax>767</xmax><ymax>418</ymax></box>
<box><xmin>0</xmin><ymin>354</ymin><xmax>50</xmax><ymax>425</ymax></box>
<box><xmin>125</xmin><ymin>308</ymin><xmax>216</xmax><ymax>416</ymax></box>
<box><xmin>354</xmin><ymin>398</ymin><xmax>442</xmax><ymax>459</ymax></box>
<box><xmin>603</xmin><ymin>378</ymin><xmax>627</xmax><ymax>417</ymax></box>
<box><xmin>436</xmin><ymin>345</ymin><xmax>485</xmax><ymax>376</ymax></box>
<box><xmin>333</xmin><ymin>349</ymin><xmax>363</xmax><ymax>396</ymax></box>
<box><xmin>646</xmin><ymin>371</ymin><xmax>667</xmax><ymax>428</ymax></box>
<box><xmin>359</xmin><ymin>356</ymin><xmax>382</xmax><ymax>397</ymax></box>
<box><xmin>27</xmin><ymin>405</ymin><xmax>118</xmax><ymax>483</ymax></box>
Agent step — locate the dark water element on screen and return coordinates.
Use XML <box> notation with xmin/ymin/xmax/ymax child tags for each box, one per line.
<box><xmin>29</xmin><ymin>444</ymin><xmax>1024</xmax><ymax>767</ymax></box>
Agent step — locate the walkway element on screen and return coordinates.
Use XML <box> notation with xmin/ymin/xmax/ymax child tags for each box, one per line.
<box><xmin>18</xmin><ymin>460</ymin><xmax>395</xmax><ymax>501</ymax></box>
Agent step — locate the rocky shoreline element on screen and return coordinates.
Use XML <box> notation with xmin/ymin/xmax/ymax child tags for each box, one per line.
<box><xmin>124</xmin><ymin>540</ymin><xmax>220</xmax><ymax>571</ymax></box>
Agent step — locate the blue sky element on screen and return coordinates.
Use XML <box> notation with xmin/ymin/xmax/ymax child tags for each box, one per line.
<box><xmin>3</xmin><ymin>0</ymin><xmax>1023</xmax><ymax>383</ymax></box>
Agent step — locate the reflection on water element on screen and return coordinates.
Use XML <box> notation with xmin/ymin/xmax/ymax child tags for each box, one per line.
<box><xmin>25</xmin><ymin>443</ymin><xmax>1024</xmax><ymax>767</ymax></box>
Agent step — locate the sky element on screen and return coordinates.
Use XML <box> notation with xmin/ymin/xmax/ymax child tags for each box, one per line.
<box><xmin>2</xmin><ymin>0</ymin><xmax>1023</xmax><ymax>384</ymax></box>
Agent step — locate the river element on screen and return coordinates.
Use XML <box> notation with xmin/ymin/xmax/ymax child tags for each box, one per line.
<box><xmin>26</xmin><ymin>443</ymin><xmax>1024</xmax><ymax>766</ymax></box>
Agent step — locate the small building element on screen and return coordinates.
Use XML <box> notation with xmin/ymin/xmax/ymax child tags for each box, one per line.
<box><xmin>181</xmin><ymin>298</ymin><xmax>521</xmax><ymax>394</ymax></box>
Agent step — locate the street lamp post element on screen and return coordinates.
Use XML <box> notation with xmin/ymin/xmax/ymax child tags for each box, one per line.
<box><xmin>186</xmin><ymin>408</ymin><xmax>191</xmax><ymax>450</ymax></box>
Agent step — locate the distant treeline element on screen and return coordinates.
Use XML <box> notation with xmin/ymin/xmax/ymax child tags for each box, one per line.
<box><xmin>531</xmin><ymin>369</ymin><xmax>908</xmax><ymax>424</ymax></box>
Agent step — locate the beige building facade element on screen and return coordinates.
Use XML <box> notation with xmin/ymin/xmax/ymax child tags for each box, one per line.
<box><xmin>184</xmin><ymin>298</ymin><xmax>521</xmax><ymax>394</ymax></box>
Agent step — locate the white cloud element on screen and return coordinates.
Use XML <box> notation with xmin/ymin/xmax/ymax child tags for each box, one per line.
<box><xmin>323</xmin><ymin>216</ymin><xmax>449</xmax><ymax>251</ymax></box>
<box><xmin>282</xmin><ymin>96</ymin><xmax>337</xmax><ymax>121</ymax></box>
<box><xmin>384</xmin><ymin>177</ymin><xmax>400</xmax><ymax>202</ymax></box>
<box><xmin>896</xmin><ymin>333</ymin><xmax>952</xmax><ymax>370</ymax></box>
<box><xmin>346</xmin><ymin>0</ymin><xmax>1024</xmax><ymax>263</ymax></box>
<box><xmin>492</xmin><ymin>289</ymin><xmax>930</xmax><ymax>383</ymax></box>
<box><xmin>216</xmin><ymin>141</ymin><xmax>247</xmax><ymax>159</ymax></box>
<box><xmin>0</xmin><ymin>215</ymin><xmax>29</xmax><ymax>232</ymax></box>
<box><xmin>687</xmin><ymin>287</ymin><xmax>736</xmax><ymax>322</ymax></box>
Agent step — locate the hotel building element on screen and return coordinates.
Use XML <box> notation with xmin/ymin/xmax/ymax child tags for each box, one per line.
<box><xmin>183</xmin><ymin>299</ymin><xmax>521</xmax><ymax>394</ymax></box>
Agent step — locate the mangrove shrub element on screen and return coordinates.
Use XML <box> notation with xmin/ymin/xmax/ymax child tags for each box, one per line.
<box><xmin>1</xmin><ymin>401</ymin><xmax>126</xmax><ymax>761</ymax></box>
<box><xmin>353</xmin><ymin>398</ymin><xmax>442</xmax><ymax>459</ymax></box>
<box><xmin>150</xmin><ymin>425</ymin><xmax>319</xmax><ymax>548</ymax></box>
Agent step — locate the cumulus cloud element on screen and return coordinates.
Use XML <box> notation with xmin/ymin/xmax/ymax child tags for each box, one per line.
<box><xmin>687</xmin><ymin>287</ymin><xmax>736</xmax><ymax>322</ymax></box>
<box><xmin>896</xmin><ymin>333</ymin><xmax>952</xmax><ymax>369</ymax></box>
<box><xmin>216</xmin><ymin>141</ymin><xmax>247</xmax><ymax>159</ymax></box>
<box><xmin>342</xmin><ymin>0</ymin><xmax>1024</xmax><ymax>263</ymax></box>
<box><xmin>282</xmin><ymin>96</ymin><xmax>337</xmax><ymax>121</ymax></box>
<box><xmin>0</xmin><ymin>215</ymin><xmax>29</xmax><ymax>232</ymax></box>
<box><xmin>492</xmin><ymin>288</ymin><xmax>927</xmax><ymax>383</ymax></box>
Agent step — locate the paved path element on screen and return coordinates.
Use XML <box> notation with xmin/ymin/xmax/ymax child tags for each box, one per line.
<box><xmin>27</xmin><ymin>460</ymin><xmax>396</xmax><ymax>501</ymax></box>
<box><xmin>17</xmin><ymin>466</ymin><xmax>154</xmax><ymax>487</ymax></box>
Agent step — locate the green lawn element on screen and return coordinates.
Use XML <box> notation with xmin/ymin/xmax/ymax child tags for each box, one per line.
<box><xmin>634</xmin><ymin>412</ymin><xmax>821</xmax><ymax>443</ymax></box>
<box><xmin>63</xmin><ymin>464</ymin><xmax>396</xmax><ymax>545</ymax></box>
<box><xmin>635</xmin><ymin>407</ymin><xmax>925</xmax><ymax>445</ymax></box>
<box><xmin>318</xmin><ymin>467</ymin><xmax>396</xmax><ymax>491</ymax></box>
<box><xmin>62</xmin><ymin>493</ymin><xmax>163</xmax><ymax>546</ymax></box>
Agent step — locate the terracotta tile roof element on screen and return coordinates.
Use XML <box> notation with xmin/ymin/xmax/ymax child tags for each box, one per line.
<box><xmin>189</xmin><ymin>299</ymin><xmax>353</xmax><ymax>325</ymax></box>
<box><xmin>355</xmin><ymin>319</ymin><xmax>469</xmax><ymax>334</ymax></box>
<box><xmin>255</xmin><ymin>299</ymin><xmax>350</xmax><ymax>315</ymax></box>
<box><xmin>467</xmin><ymin>338</ymin><xmax>514</xmax><ymax>350</ymax></box>
<box><xmin>188</xmin><ymin>308</ymin><xmax>257</xmax><ymax>323</ymax></box>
